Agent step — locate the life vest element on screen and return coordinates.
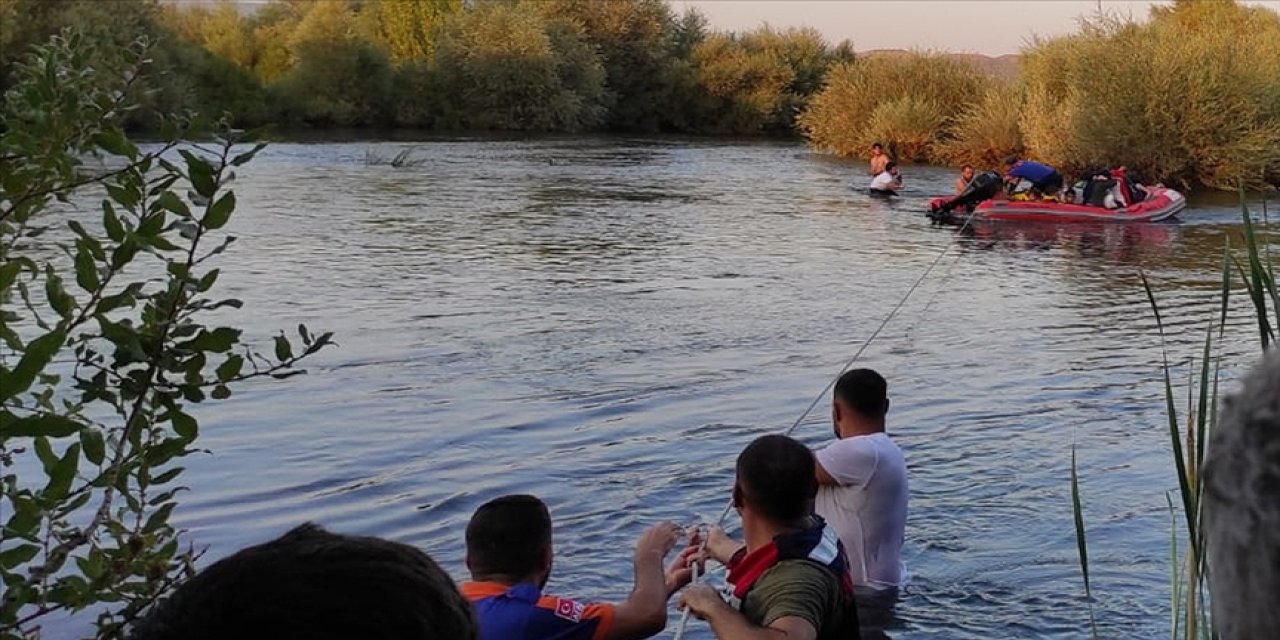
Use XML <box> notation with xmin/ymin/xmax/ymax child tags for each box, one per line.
<box><xmin>724</xmin><ymin>517</ymin><xmax>854</xmax><ymax>609</ymax></box>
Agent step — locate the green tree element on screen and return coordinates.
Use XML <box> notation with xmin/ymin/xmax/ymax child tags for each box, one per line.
<box><xmin>434</xmin><ymin>2</ymin><xmax>605</xmax><ymax>131</ymax></box>
<box><xmin>362</xmin><ymin>0</ymin><xmax>462</xmax><ymax>63</ymax></box>
<box><xmin>1</xmin><ymin>30</ymin><xmax>330</xmax><ymax>638</ymax></box>
<box><xmin>536</xmin><ymin>0</ymin><xmax>678</xmax><ymax>131</ymax></box>
<box><xmin>277</xmin><ymin>0</ymin><xmax>394</xmax><ymax>126</ymax></box>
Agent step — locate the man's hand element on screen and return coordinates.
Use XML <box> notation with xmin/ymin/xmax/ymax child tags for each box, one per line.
<box><xmin>664</xmin><ymin>527</ymin><xmax>704</xmax><ymax>595</ymax></box>
<box><xmin>678</xmin><ymin>583</ymin><xmax>729</xmax><ymax>621</ymax></box>
<box><xmin>705</xmin><ymin>526</ymin><xmax>745</xmax><ymax>566</ymax></box>
<box><xmin>634</xmin><ymin>521</ymin><xmax>682</xmax><ymax>565</ymax></box>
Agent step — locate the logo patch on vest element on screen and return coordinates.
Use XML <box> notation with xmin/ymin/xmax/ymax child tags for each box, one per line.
<box><xmin>554</xmin><ymin>598</ymin><xmax>586</xmax><ymax>623</ymax></box>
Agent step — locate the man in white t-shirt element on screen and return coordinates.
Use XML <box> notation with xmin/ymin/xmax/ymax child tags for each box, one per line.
<box><xmin>813</xmin><ymin>368</ymin><xmax>907</xmax><ymax>597</ymax></box>
<box><xmin>868</xmin><ymin>162</ymin><xmax>903</xmax><ymax>195</ymax></box>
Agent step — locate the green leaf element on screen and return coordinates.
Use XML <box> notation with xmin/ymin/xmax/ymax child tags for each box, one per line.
<box><xmin>137</xmin><ymin>210</ymin><xmax>167</xmax><ymax>237</ymax></box>
<box><xmin>45</xmin><ymin>266</ymin><xmax>76</xmax><ymax>318</ymax></box>
<box><xmin>215</xmin><ymin>354</ymin><xmax>243</xmax><ymax>382</ymax></box>
<box><xmin>143</xmin><ymin>502</ymin><xmax>177</xmax><ymax>534</ymax></box>
<box><xmin>155</xmin><ymin>191</ymin><xmax>191</xmax><ymax>218</ymax></box>
<box><xmin>102</xmin><ymin>200</ymin><xmax>126</xmax><ymax>241</ymax></box>
<box><xmin>5</xmin><ymin>497</ymin><xmax>41</xmax><ymax>537</ymax></box>
<box><xmin>110</xmin><ymin>239</ymin><xmax>140</xmax><ymax>270</ymax></box>
<box><xmin>230</xmin><ymin>142</ymin><xmax>267</xmax><ymax>167</ymax></box>
<box><xmin>0</xmin><ymin>414</ymin><xmax>83</xmax><ymax>438</ymax></box>
<box><xmin>202</xmin><ymin>191</ymin><xmax>235</xmax><ymax>230</ymax></box>
<box><xmin>92</xmin><ymin>129</ymin><xmax>137</xmax><ymax>158</ymax></box>
<box><xmin>44</xmin><ymin>442</ymin><xmax>81</xmax><ymax>500</ymax></box>
<box><xmin>1</xmin><ymin>330</ymin><xmax>66</xmax><ymax>401</ymax></box>
<box><xmin>152</xmin><ymin>467</ymin><xmax>185</xmax><ymax>485</ymax></box>
<box><xmin>211</xmin><ymin>384</ymin><xmax>231</xmax><ymax>400</ymax></box>
<box><xmin>181</xmin><ymin>150</ymin><xmax>217</xmax><ymax>199</ymax></box>
<box><xmin>106</xmin><ymin>182</ymin><xmax>140</xmax><ymax>211</ymax></box>
<box><xmin>197</xmin><ymin>269</ymin><xmax>220</xmax><ymax>293</ymax></box>
<box><xmin>274</xmin><ymin>335</ymin><xmax>293</xmax><ymax>361</ymax></box>
<box><xmin>0</xmin><ymin>260</ymin><xmax>23</xmax><ymax>292</ymax></box>
<box><xmin>74</xmin><ymin>245</ymin><xmax>100</xmax><ymax>291</ymax></box>
<box><xmin>186</xmin><ymin>327</ymin><xmax>241</xmax><ymax>353</ymax></box>
<box><xmin>0</xmin><ymin>544</ymin><xmax>40</xmax><ymax>570</ymax></box>
<box><xmin>80</xmin><ymin>428</ymin><xmax>105</xmax><ymax>465</ymax></box>
<box><xmin>170</xmin><ymin>410</ymin><xmax>197</xmax><ymax>440</ymax></box>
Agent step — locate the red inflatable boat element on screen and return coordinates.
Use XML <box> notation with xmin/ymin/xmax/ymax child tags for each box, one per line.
<box><xmin>927</xmin><ymin>169</ymin><xmax>1186</xmax><ymax>225</ymax></box>
<box><xmin>928</xmin><ymin>186</ymin><xmax>1186</xmax><ymax>225</ymax></box>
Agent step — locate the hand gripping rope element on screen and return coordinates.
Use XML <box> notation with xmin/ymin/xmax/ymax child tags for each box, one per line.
<box><xmin>671</xmin><ymin>210</ymin><xmax>978</xmax><ymax>639</ymax></box>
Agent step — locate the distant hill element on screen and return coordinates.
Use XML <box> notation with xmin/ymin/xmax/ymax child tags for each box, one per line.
<box><xmin>859</xmin><ymin>49</ymin><xmax>1021</xmax><ymax>80</ymax></box>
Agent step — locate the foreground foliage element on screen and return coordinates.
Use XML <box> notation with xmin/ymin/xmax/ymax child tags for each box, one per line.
<box><xmin>0</xmin><ymin>31</ymin><xmax>330</xmax><ymax>638</ymax></box>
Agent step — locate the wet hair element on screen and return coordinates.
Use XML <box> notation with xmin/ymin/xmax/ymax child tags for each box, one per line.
<box><xmin>1205</xmin><ymin>350</ymin><xmax>1280</xmax><ymax>637</ymax></box>
<box><xmin>834</xmin><ymin>368</ymin><xmax>888</xmax><ymax>419</ymax></box>
<box><xmin>735</xmin><ymin>435</ymin><xmax>816</xmax><ymax>524</ymax></box>
<box><xmin>1003</xmin><ymin>154</ymin><xmax>1019</xmax><ymax>166</ymax></box>
<box><xmin>885</xmin><ymin>161</ymin><xmax>898</xmax><ymax>171</ymax></box>
<box><xmin>128</xmin><ymin>523</ymin><xmax>476</xmax><ymax>640</ymax></box>
<box><xmin>465</xmin><ymin>494</ymin><xmax>552</xmax><ymax>579</ymax></box>
<box><xmin>871</xmin><ymin>142</ymin><xmax>883</xmax><ymax>150</ymax></box>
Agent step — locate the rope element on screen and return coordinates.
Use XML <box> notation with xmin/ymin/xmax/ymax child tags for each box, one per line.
<box><xmin>672</xmin><ymin>208</ymin><xmax>978</xmax><ymax>639</ymax></box>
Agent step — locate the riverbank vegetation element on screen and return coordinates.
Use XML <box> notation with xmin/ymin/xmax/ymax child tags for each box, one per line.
<box><xmin>3</xmin><ymin>0</ymin><xmax>1275</xmax><ymax>190</ymax></box>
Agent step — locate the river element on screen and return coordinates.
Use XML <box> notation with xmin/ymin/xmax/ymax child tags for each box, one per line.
<box><xmin>167</xmin><ymin>136</ymin><xmax>1268</xmax><ymax>639</ymax></box>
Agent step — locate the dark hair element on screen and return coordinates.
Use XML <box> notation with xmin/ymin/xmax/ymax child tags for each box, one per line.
<box><xmin>885</xmin><ymin>161</ymin><xmax>897</xmax><ymax>171</ymax></box>
<box><xmin>1003</xmin><ymin>154</ymin><xmax>1019</xmax><ymax>166</ymax></box>
<box><xmin>465</xmin><ymin>494</ymin><xmax>552</xmax><ymax>579</ymax></box>
<box><xmin>735</xmin><ymin>435</ymin><xmax>816</xmax><ymax>523</ymax></box>
<box><xmin>871</xmin><ymin>142</ymin><xmax>883</xmax><ymax>150</ymax></box>
<box><xmin>835</xmin><ymin>368</ymin><xmax>888</xmax><ymax>419</ymax></box>
<box><xmin>129</xmin><ymin>523</ymin><xmax>475</xmax><ymax>640</ymax></box>
<box><xmin>962</xmin><ymin>164</ymin><xmax>973</xmax><ymax>171</ymax></box>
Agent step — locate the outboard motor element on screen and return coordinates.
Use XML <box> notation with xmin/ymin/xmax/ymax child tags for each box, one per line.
<box><xmin>929</xmin><ymin>170</ymin><xmax>1003</xmax><ymax>218</ymax></box>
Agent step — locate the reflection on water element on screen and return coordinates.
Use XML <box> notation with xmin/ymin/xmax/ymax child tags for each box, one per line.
<box><xmin>155</xmin><ymin>136</ymin><xmax>1271</xmax><ymax>640</ymax></box>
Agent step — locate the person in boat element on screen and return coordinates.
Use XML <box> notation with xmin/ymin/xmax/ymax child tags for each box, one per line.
<box><xmin>1004</xmin><ymin>155</ymin><xmax>1063</xmax><ymax>198</ymax></box>
<box><xmin>814</xmin><ymin>369</ymin><xmax>908</xmax><ymax>610</ymax></box>
<box><xmin>128</xmin><ymin>523</ymin><xmax>478</xmax><ymax>640</ymax></box>
<box><xmin>1061</xmin><ymin>187</ymin><xmax>1077</xmax><ymax>204</ymax></box>
<box><xmin>869</xmin><ymin>162</ymin><xmax>903</xmax><ymax>196</ymax></box>
<box><xmin>954</xmin><ymin>165</ymin><xmax>975</xmax><ymax>194</ymax></box>
<box><xmin>678</xmin><ymin>435</ymin><xmax>860</xmax><ymax>640</ymax></box>
<box><xmin>869</xmin><ymin>142</ymin><xmax>890</xmax><ymax>176</ymax></box>
<box><xmin>462</xmin><ymin>494</ymin><xmax>699</xmax><ymax>640</ymax></box>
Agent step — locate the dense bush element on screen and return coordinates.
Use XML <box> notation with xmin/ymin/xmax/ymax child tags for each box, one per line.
<box><xmin>432</xmin><ymin>2</ymin><xmax>606</xmax><ymax>131</ymax></box>
<box><xmin>935</xmin><ymin>83</ymin><xmax>1025</xmax><ymax>169</ymax></box>
<box><xmin>799</xmin><ymin>52</ymin><xmax>987</xmax><ymax>162</ymax></box>
<box><xmin>1019</xmin><ymin>2</ymin><xmax>1280</xmax><ymax>189</ymax></box>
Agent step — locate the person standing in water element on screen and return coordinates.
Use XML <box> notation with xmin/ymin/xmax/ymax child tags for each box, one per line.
<box><xmin>954</xmin><ymin>165</ymin><xmax>975</xmax><ymax>194</ymax></box>
<box><xmin>869</xmin><ymin>143</ymin><xmax>890</xmax><ymax>176</ymax></box>
<box><xmin>679</xmin><ymin>435</ymin><xmax>860</xmax><ymax>640</ymax></box>
<box><xmin>813</xmin><ymin>368</ymin><xmax>908</xmax><ymax>629</ymax></box>
<box><xmin>869</xmin><ymin>162</ymin><xmax>903</xmax><ymax>196</ymax></box>
<box><xmin>461</xmin><ymin>495</ymin><xmax>699</xmax><ymax>640</ymax></box>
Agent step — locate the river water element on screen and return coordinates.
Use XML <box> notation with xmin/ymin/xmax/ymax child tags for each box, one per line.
<box><xmin>167</xmin><ymin>137</ymin><xmax>1268</xmax><ymax>639</ymax></box>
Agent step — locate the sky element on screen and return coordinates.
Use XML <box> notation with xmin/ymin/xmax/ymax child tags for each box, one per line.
<box><xmin>667</xmin><ymin>0</ymin><xmax>1280</xmax><ymax>56</ymax></box>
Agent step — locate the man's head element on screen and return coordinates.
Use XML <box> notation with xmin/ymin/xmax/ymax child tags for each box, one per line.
<box><xmin>832</xmin><ymin>368</ymin><xmax>889</xmax><ymax>437</ymax></box>
<box><xmin>1003</xmin><ymin>154</ymin><xmax>1020</xmax><ymax>167</ymax></box>
<box><xmin>733</xmin><ymin>435</ymin><xmax>817</xmax><ymax>527</ymax></box>
<box><xmin>961</xmin><ymin>165</ymin><xmax>974</xmax><ymax>180</ymax></box>
<box><xmin>885</xmin><ymin>161</ymin><xmax>898</xmax><ymax>175</ymax></box>
<box><xmin>128</xmin><ymin>523</ymin><xmax>476</xmax><ymax>640</ymax></box>
<box><xmin>871</xmin><ymin>142</ymin><xmax>884</xmax><ymax>156</ymax></box>
<box><xmin>465</xmin><ymin>494</ymin><xmax>553</xmax><ymax>587</ymax></box>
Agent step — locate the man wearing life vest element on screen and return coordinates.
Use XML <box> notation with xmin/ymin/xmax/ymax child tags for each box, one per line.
<box><xmin>678</xmin><ymin>435</ymin><xmax>860</xmax><ymax>640</ymax></box>
<box><xmin>461</xmin><ymin>495</ymin><xmax>699</xmax><ymax>640</ymax></box>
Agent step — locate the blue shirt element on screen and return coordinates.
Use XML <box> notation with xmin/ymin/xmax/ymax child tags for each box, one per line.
<box><xmin>1008</xmin><ymin>160</ymin><xmax>1056</xmax><ymax>182</ymax></box>
<box><xmin>463</xmin><ymin>581</ymin><xmax>615</xmax><ymax>640</ymax></box>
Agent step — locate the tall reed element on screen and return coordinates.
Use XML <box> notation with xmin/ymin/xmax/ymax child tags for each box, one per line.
<box><xmin>1071</xmin><ymin>194</ymin><xmax>1276</xmax><ymax>638</ymax></box>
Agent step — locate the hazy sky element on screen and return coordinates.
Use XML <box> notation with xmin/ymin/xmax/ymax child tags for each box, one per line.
<box><xmin>667</xmin><ymin>1</ymin><xmax>1280</xmax><ymax>56</ymax></box>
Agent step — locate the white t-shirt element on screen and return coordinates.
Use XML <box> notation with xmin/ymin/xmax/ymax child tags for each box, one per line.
<box><xmin>815</xmin><ymin>432</ymin><xmax>908</xmax><ymax>590</ymax></box>
<box><xmin>869</xmin><ymin>171</ymin><xmax>900</xmax><ymax>191</ymax></box>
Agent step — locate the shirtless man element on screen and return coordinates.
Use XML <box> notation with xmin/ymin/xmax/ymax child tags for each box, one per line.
<box><xmin>869</xmin><ymin>143</ymin><xmax>889</xmax><ymax>176</ymax></box>
<box><xmin>954</xmin><ymin>165</ymin><xmax>975</xmax><ymax>194</ymax></box>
